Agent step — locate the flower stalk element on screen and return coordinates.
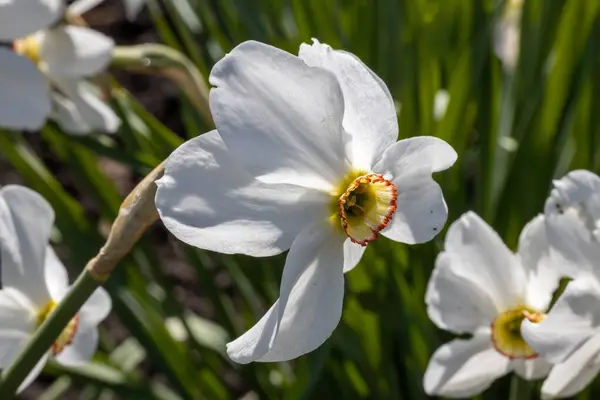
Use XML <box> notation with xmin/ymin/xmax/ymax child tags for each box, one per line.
<box><xmin>509</xmin><ymin>375</ymin><xmax>531</xmax><ymax>400</ymax></box>
<box><xmin>111</xmin><ymin>44</ymin><xmax>212</xmax><ymax>127</ymax></box>
<box><xmin>0</xmin><ymin>162</ymin><xmax>165</xmax><ymax>397</ymax></box>
<box><xmin>0</xmin><ymin>270</ymin><xmax>100</xmax><ymax>398</ymax></box>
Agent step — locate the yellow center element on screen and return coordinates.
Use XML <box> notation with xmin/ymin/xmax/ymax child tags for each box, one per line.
<box><xmin>330</xmin><ymin>170</ymin><xmax>397</xmax><ymax>245</ymax></box>
<box><xmin>491</xmin><ymin>306</ymin><xmax>543</xmax><ymax>359</ymax></box>
<box><xmin>13</xmin><ymin>35</ymin><xmax>41</xmax><ymax>65</ymax></box>
<box><xmin>37</xmin><ymin>300</ymin><xmax>79</xmax><ymax>356</ymax></box>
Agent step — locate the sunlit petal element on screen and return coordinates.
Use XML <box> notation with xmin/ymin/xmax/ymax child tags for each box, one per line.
<box><xmin>299</xmin><ymin>39</ymin><xmax>398</xmax><ymax>170</ymax></box>
<box><xmin>209</xmin><ymin>40</ymin><xmax>346</xmax><ymax>191</ymax></box>
<box><xmin>0</xmin><ymin>49</ymin><xmax>51</xmax><ymax>131</ymax></box>
<box><xmin>226</xmin><ymin>224</ymin><xmax>345</xmax><ymax>363</ymax></box>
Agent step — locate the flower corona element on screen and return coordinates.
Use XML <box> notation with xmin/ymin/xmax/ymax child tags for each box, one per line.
<box><xmin>334</xmin><ymin>172</ymin><xmax>397</xmax><ymax>245</ymax></box>
<box><xmin>491</xmin><ymin>306</ymin><xmax>543</xmax><ymax>359</ymax></box>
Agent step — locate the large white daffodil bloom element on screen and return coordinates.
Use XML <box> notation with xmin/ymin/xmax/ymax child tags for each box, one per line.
<box><xmin>0</xmin><ymin>185</ymin><xmax>111</xmax><ymax>393</ymax></box>
<box><xmin>0</xmin><ymin>0</ymin><xmax>120</xmax><ymax>134</ymax></box>
<box><xmin>156</xmin><ymin>39</ymin><xmax>457</xmax><ymax>363</ymax></box>
<box><xmin>521</xmin><ymin>170</ymin><xmax>600</xmax><ymax>399</ymax></box>
<box><xmin>424</xmin><ymin>212</ymin><xmax>561</xmax><ymax>397</ymax></box>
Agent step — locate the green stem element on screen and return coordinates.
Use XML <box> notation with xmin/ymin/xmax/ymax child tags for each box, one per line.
<box><xmin>0</xmin><ymin>270</ymin><xmax>102</xmax><ymax>398</ymax></box>
<box><xmin>110</xmin><ymin>44</ymin><xmax>212</xmax><ymax>127</ymax></box>
<box><xmin>509</xmin><ymin>375</ymin><xmax>530</xmax><ymax>400</ymax></box>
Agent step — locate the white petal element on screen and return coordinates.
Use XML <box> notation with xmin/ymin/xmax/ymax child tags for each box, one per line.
<box><xmin>51</xmin><ymin>90</ymin><xmax>94</xmax><ymax>134</ymax></box>
<box><xmin>426</xmin><ymin>253</ymin><xmax>498</xmax><ymax>334</ymax></box>
<box><xmin>226</xmin><ymin>224</ymin><xmax>345</xmax><ymax>363</ymax></box>
<box><xmin>512</xmin><ymin>358</ymin><xmax>552</xmax><ymax>381</ymax></box>
<box><xmin>517</xmin><ymin>215</ymin><xmax>561</xmax><ymax>311</ymax></box>
<box><xmin>381</xmin><ymin>175</ymin><xmax>448</xmax><ymax>244</ymax></box>
<box><xmin>0</xmin><ymin>290</ymin><xmax>43</xmax><ymax>393</ymax></box>
<box><xmin>343</xmin><ymin>239</ymin><xmax>366</xmax><ymax>273</ymax></box>
<box><xmin>0</xmin><ymin>186</ymin><xmax>53</xmax><ymax>306</ymax></box>
<box><xmin>434</xmin><ymin>211</ymin><xmax>526</xmax><ymax>311</ymax></box>
<box><xmin>122</xmin><ymin>0</ymin><xmax>146</xmax><ymax>20</ymax></box>
<box><xmin>78</xmin><ymin>287</ymin><xmax>111</xmax><ymax>331</ymax></box>
<box><xmin>0</xmin><ymin>49</ymin><xmax>51</xmax><ymax>131</ymax></box>
<box><xmin>373</xmin><ymin>136</ymin><xmax>456</xmax><ymax>244</ymax></box>
<box><xmin>68</xmin><ymin>0</ymin><xmax>106</xmax><ymax>15</ymax></box>
<box><xmin>55</xmin><ymin>328</ymin><xmax>98</xmax><ymax>366</ymax></box>
<box><xmin>17</xmin><ymin>353</ymin><xmax>49</xmax><ymax>394</ymax></box>
<box><xmin>423</xmin><ymin>332</ymin><xmax>510</xmax><ymax>397</ymax></box>
<box><xmin>541</xmin><ymin>333</ymin><xmax>600</xmax><ymax>399</ymax></box>
<box><xmin>0</xmin><ymin>288</ymin><xmax>37</xmax><ymax>335</ymax></box>
<box><xmin>545</xmin><ymin>209</ymin><xmax>600</xmax><ymax>280</ymax></box>
<box><xmin>0</xmin><ymin>0</ymin><xmax>63</xmax><ymax>41</ymax></box>
<box><xmin>521</xmin><ymin>279</ymin><xmax>600</xmax><ymax>364</ymax></box>
<box><xmin>544</xmin><ymin>170</ymin><xmax>600</xmax><ymax>280</ymax></box>
<box><xmin>0</xmin><ymin>331</ymin><xmax>30</xmax><ymax>368</ymax></box>
<box><xmin>40</xmin><ymin>26</ymin><xmax>114</xmax><ymax>78</ymax></box>
<box><xmin>44</xmin><ymin>247</ymin><xmax>70</xmax><ymax>301</ymax></box>
<box><xmin>545</xmin><ymin>170</ymin><xmax>600</xmax><ymax>218</ymax></box>
<box><xmin>373</xmin><ymin>136</ymin><xmax>457</xmax><ymax>181</ymax></box>
<box><xmin>155</xmin><ymin>130</ymin><xmax>328</xmax><ymax>257</ymax></box>
<box><xmin>209</xmin><ymin>40</ymin><xmax>346</xmax><ymax>191</ymax></box>
<box><xmin>51</xmin><ymin>79</ymin><xmax>120</xmax><ymax>134</ymax></box>
<box><xmin>298</xmin><ymin>39</ymin><xmax>398</xmax><ymax>170</ymax></box>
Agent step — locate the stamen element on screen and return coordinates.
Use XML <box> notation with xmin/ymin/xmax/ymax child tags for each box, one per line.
<box><xmin>37</xmin><ymin>300</ymin><xmax>79</xmax><ymax>356</ymax></box>
<box><xmin>51</xmin><ymin>315</ymin><xmax>79</xmax><ymax>356</ymax></box>
<box><xmin>13</xmin><ymin>35</ymin><xmax>41</xmax><ymax>65</ymax></box>
<box><xmin>491</xmin><ymin>306</ymin><xmax>542</xmax><ymax>359</ymax></box>
<box><xmin>336</xmin><ymin>173</ymin><xmax>397</xmax><ymax>246</ymax></box>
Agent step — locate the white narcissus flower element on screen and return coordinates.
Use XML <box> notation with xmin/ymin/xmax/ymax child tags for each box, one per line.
<box><xmin>494</xmin><ymin>0</ymin><xmax>523</xmax><ymax>71</ymax></box>
<box><xmin>521</xmin><ymin>170</ymin><xmax>600</xmax><ymax>399</ymax></box>
<box><xmin>0</xmin><ymin>185</ymin><xmax>111</xmax><ymax>393</ymax></box>
<box><xmin>156</xmin><ymin>40</ymin><xmax>457</xmax><ymax>363</ymax></box>
<box><xmin>433</xmin><ymin>89</ymin><xmax>450</xmax><ymax>121</ymax></box>
<box><xmin>424</xmin><ymin>211</ymin><xmax>561</xmax><ymax>397</ymax></box>
<box><xmin>0</xmin><ymin>0</ymin><xmax>120</xmax><ymax>134</ymax></box>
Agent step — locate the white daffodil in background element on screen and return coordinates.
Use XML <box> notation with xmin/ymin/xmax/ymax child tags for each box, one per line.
<box><xmin>156</xmin><ymin>39</ymin><xmax>457</xmax><ymax>363</ymax></box>
<box><xmin>433</xmin><ymin>89</ymin><xmax>450</xmax><ymax>121</ymax></box>
<box><xmin>0</xmin><ymin>0</ymin><xmax>120</xmax><ymax>134</ymax></box>
<box><xmin>494</xmin><ymin>0</ymin><xmax>523</xmax><ymax>71</ymax></box>
<box><xmin>0</xmin><ymin>185</ymin><xmax>111</xmax><ymax>393</ymax></box>
<box><xmin>424</xmin><ymin>211</ymin><xmax>561</xmax><ymax>397</ymax></box>
<box><xmin>521</xmin><ymin>170</ymin><xmax>600</xmax><ymax>399</ymax></box>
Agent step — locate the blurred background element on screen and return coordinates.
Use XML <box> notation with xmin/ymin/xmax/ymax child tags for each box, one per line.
<box><xmin>1</xmin><ymin>0</ymin><xmax>599</xmax><ymax>398</ymax></box>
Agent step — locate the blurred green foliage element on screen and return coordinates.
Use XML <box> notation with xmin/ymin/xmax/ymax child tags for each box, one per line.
<box><xmin>2</xmin><ymin>0</ymin><xmax>600</xmax><ymax>398</ymax></box>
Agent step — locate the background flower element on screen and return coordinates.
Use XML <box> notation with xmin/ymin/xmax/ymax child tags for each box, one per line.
<box><xmin>0</xmin><ymin>0</ymin><xmax>120</xmax><ymax>134</ymax></box>
<box><xmin>522</xmin><ymin>170</ymin><xmax>600</xmax><ymax>398</ymax></box>
<box><xmin>424</xmin><ymin>212</ymin><xmax>560</xmax><ymax>397</ymax></box>
<box><xmin>0</xmin><ymin>185</ymin><xmax>111</xmax><ymax>393</ymax></box>
<box><xmin>494</xmin><ymin>0</ymin><xmax>523</xmax><ymax>71</ymax></box>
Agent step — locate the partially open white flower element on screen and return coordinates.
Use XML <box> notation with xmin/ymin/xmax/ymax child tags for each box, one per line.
<box><xmin>0</xmin><ymin>0</ymin><xmax>120</xmax><ymax>134</ymax></box>
<box><xmin>424</xmin><ymin>212</ymin><xmax>561</xmax><ymax>397</ymax></box>
<box><xmin>433</xmin><ymin>89</ymin><xmax>450</xmax><ymax>121</ymax></box>
<box><xmin>494</xmin><ymin>0</ymin><xmax>523</xmax><ymax>71</ymax></box>
<box><xmin>156</xmin><ymin>39</ymin><xmax>457</xmax><ymax>363</ymax></box>
<box><xmin>521</xmin><ymin>170</ymin><xmax>600</xmax><ymax>399</ymax></box>
<box><xmin>0</xmin><ymin>185</ymin><xmax>111</xmax><ymax>393</ymax></box>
